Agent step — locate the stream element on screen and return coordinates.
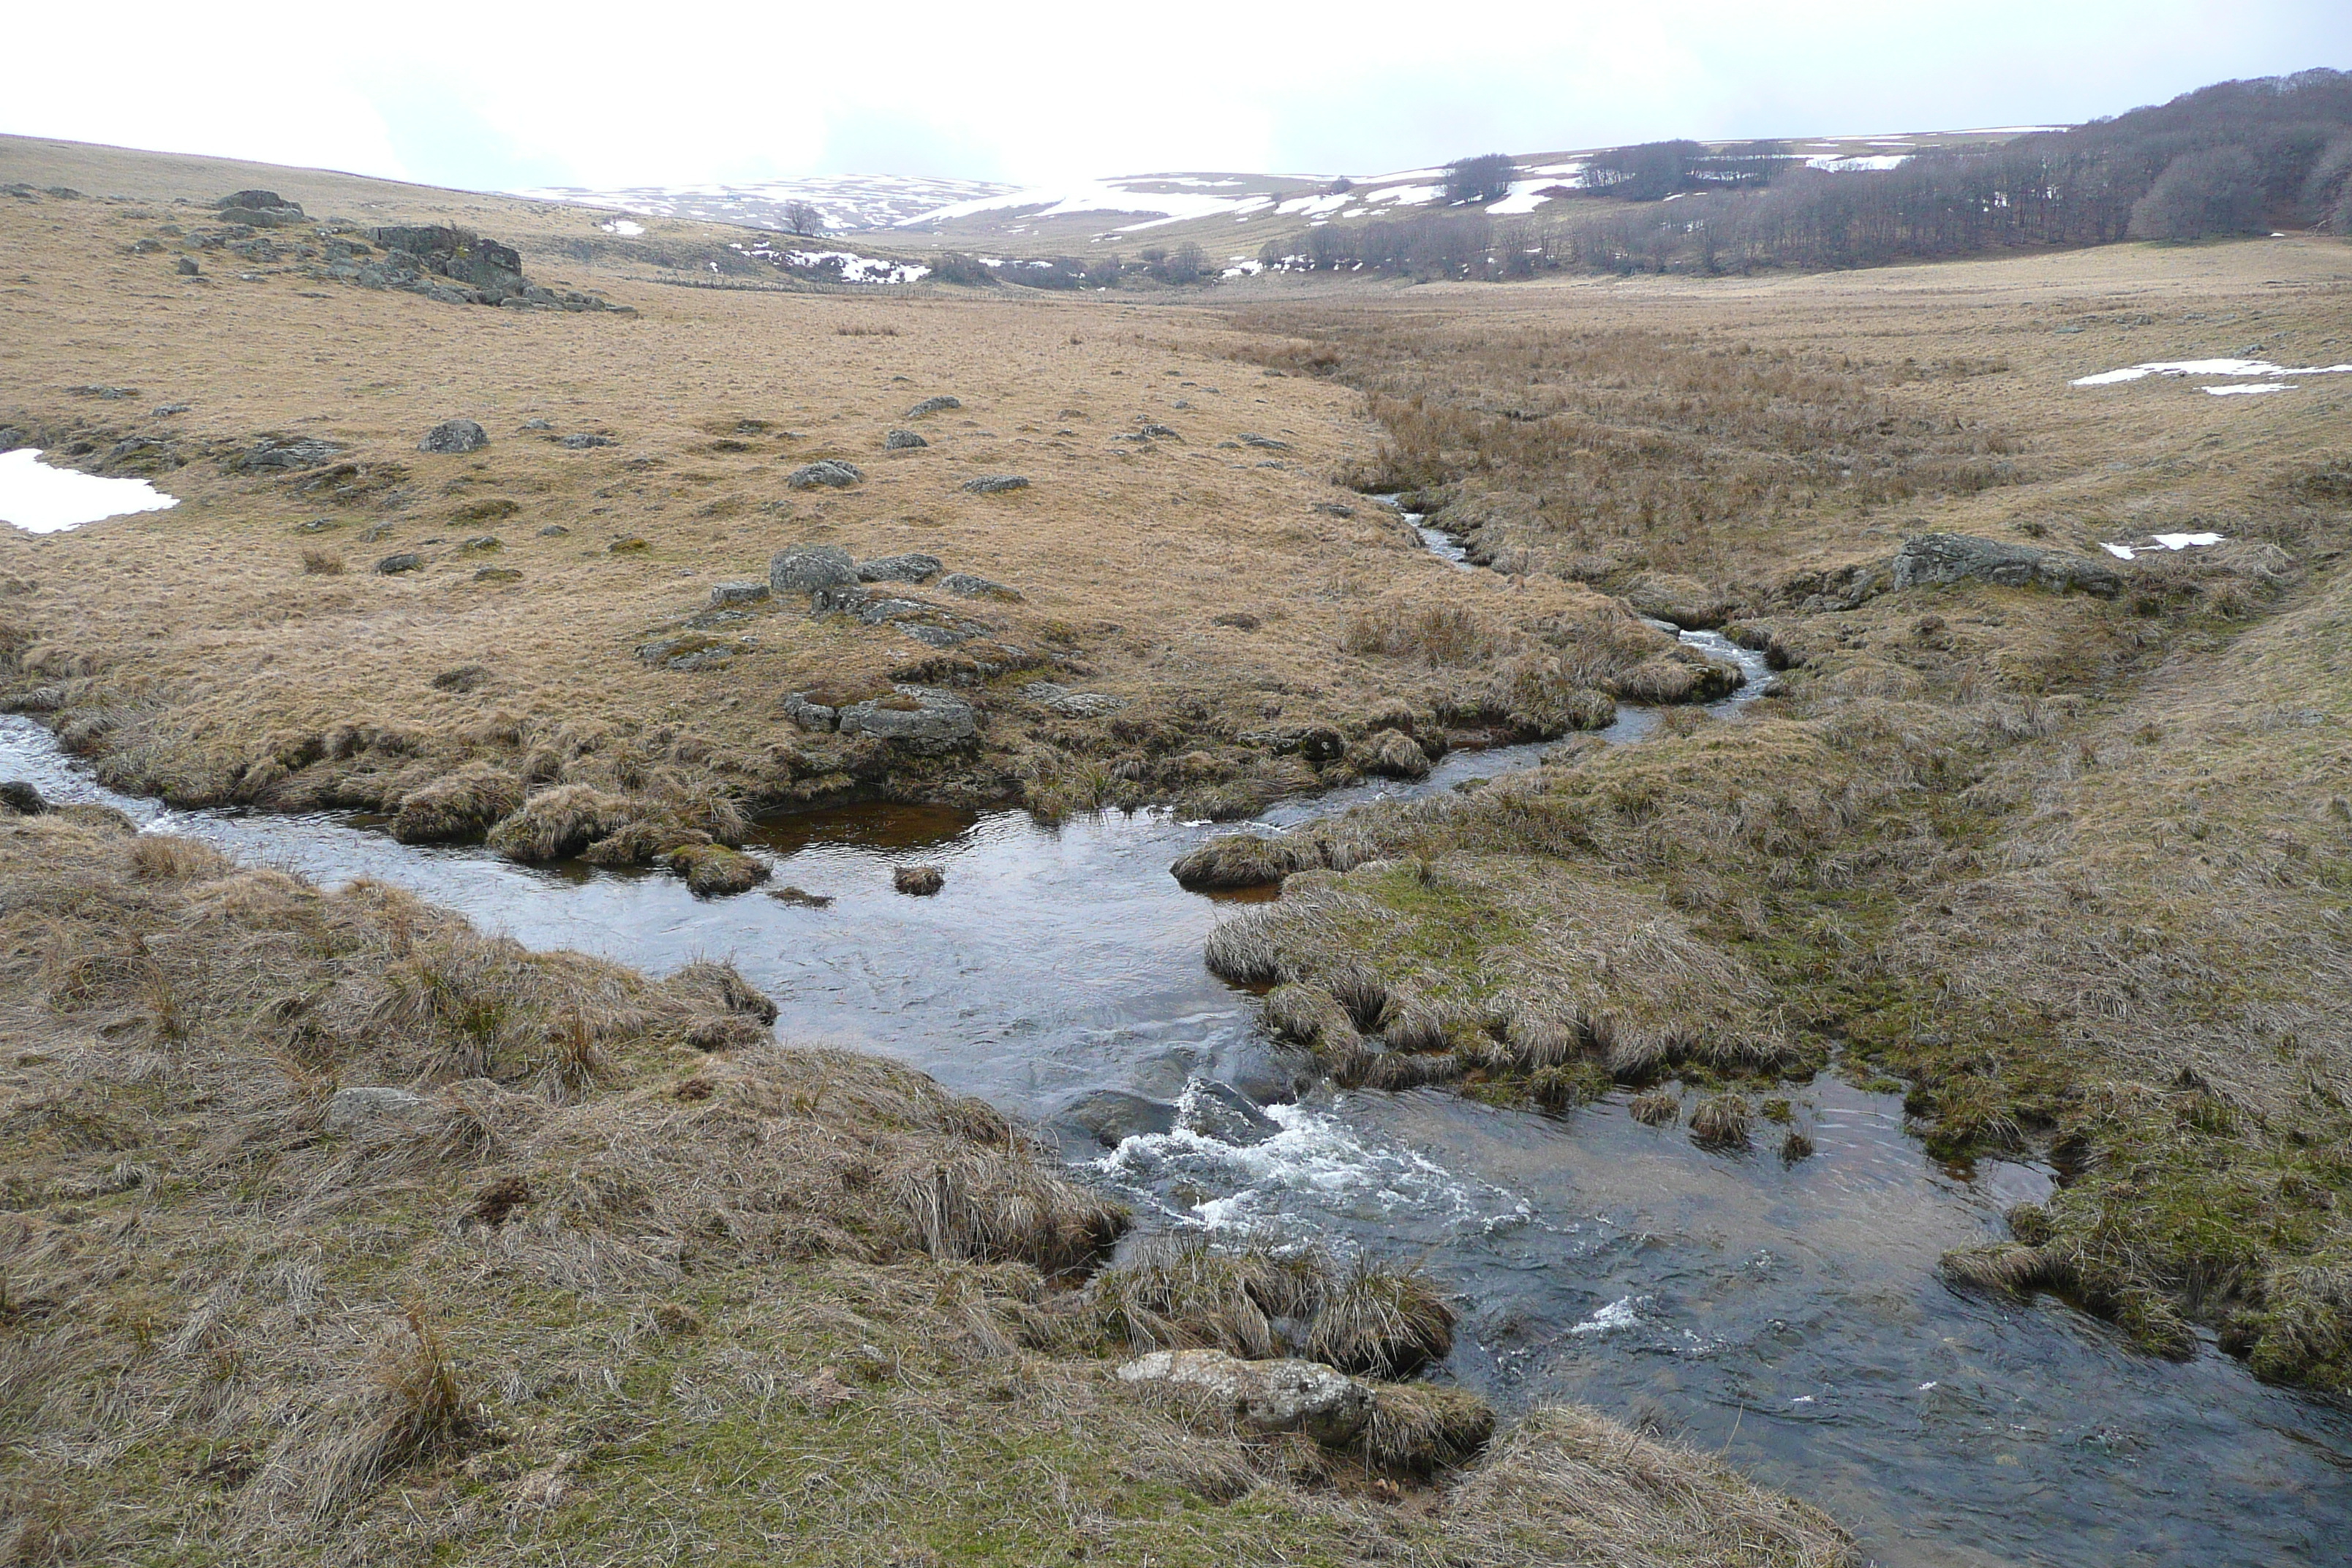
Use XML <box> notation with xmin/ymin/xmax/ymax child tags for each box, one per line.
<box><xmin>3</xmin><ymin>545</ymin><xmax>2345</xmax><ymax>1564</ymax></box>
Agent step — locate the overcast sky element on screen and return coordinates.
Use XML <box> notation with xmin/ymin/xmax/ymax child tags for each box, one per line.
<box><xmin>6</xmin><ymin>1</ymin><xmax>2345</xmax><ymax>192</ymax></box>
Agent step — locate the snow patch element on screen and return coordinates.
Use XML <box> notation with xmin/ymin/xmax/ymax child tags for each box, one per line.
<box><xmin>2072</xmin><ymin>358</ymin><xmax>2352</xmax><ymax>388</ymax></box>
<box><xmin>1806</xmin><ymin>154</ymin><xmax>1910</xmax><ymax>173</ymax></box>
<box><xmin>600</xmin><ymin>219</ymin><xmax>644</xmax><ymax>236</ymax></box>
<box><xmin>0</xmin><ymin>449</ymin><xmax>178</xmax><ymax>534</ymax></box>
<box><xmin>2101</xmin><ymin>532</ymin><xmax>2223</xmax><ymax>561</ymax></box>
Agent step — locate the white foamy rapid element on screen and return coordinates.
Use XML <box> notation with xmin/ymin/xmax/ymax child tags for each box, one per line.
<box><xmin>0</xmin><ymin>448</ymin><xmax>178</xmax><ymax>533</ymax></box>
<box><xmin>1569</xmin><ymin>1295</ymin><xmax>1646</xmax><ymax>1335</ymax></box>
<box><xmin>1092</xmin><ymin>1082</ymin><xmax>1529</xmax><ymax>1238</ymax></box>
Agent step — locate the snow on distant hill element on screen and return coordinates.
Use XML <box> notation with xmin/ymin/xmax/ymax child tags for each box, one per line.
<box><xmin>879</xmin><ymin>128</ymin><xmax>2046</xmax><ymax>239</ymax></box>
<box><xmin>515</xmin><ymin>127</ymin><xmax>2058</xmax><ymax>245</ymax></box>
<box><xmin>511</xmin><ymin>174</ymin><xmax>1017</xmax><ymax>233</ymax></box>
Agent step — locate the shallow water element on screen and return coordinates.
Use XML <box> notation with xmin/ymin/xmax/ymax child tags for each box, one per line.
<box><xmin>4</xmin><ymin>636</ymin><xmax>2346</xmax><ymax>1565</ymax></box>
<box><xmin>0</xmin><ymin>448</ymin><xmax>179</xmax><ymax>532</ymax></box>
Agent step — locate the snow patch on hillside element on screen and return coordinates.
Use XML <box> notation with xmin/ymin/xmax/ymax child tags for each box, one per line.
<box><xmin>518</xmin><ymin>173</ymin><xmax>1018</xmax><ymax>233</ymax></box>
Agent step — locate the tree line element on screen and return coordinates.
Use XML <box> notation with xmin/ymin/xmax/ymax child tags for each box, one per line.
<box><xmin>1267</xmin><ymin>68</ymin><xmax>2352</xmax><ymax>280</ymax></box>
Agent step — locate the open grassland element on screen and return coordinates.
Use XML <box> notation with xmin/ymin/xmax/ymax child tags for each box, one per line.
<box><xmin>5</xmin><ymin>131</ymin><xmax>2352</xmax><ymax>1557</ymax></box>
<box><xmin>1199</xmin><ymin>241</ymin><xmax>2352</xmax><ymax>1388</ymax></box>
<box><xmin>0</xmin><ymin>806</ymin><xmax>1856</xmax><ymax>1567</ymax></box>
<box><xmin>0</xmin><ymin>148</ymin><xmax>1693</xmax><ymax>882</ymax></box>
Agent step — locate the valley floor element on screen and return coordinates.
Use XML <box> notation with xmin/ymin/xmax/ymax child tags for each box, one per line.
<box><xmin>4</xmin><ymin>136</ymin><xmax>2351</xmax><ymax>1561</ymax></box>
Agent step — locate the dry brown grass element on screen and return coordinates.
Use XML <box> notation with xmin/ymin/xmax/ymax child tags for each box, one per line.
<box><xmin>0</xmin><ymin>804</ymin><xmax>1855</xmax><ymax>1564</ymax></box>
<box><xmin>1444</xmin><ymin>1405</ymin><xmax>1859</xmax><ymax>1567</ymax></box>
<box><xmin>0</xmin><ymin>152</ymin><xmax>1662</xmax><ymax>860</ymax></box>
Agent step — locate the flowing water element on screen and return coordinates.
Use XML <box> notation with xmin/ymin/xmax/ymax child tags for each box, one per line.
<box><xmin>4</xmin><ymin>587</ymin><xmax>2345</xmax><ymax>1564</ymax></box>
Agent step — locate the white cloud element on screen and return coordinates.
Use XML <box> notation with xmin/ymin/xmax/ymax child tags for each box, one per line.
<box><xmin>2</xmin><ymin>1</ymin><xmax>2344</xmax><ymax>191</ymax></box>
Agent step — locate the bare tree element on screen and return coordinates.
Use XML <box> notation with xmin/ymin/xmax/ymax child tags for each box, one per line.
<box><xmin>2128</xmin><ymin>148</ymin><xmax>2266</xmax><ymax>240</ymax></box>
<box><xmin>780</xmin><ymin>200</ymin><xmax>826</xmax><ymax>236</ymax></box>
<box><xmin>1444</xmin><ymin>154</ymin><xmax>1516</xmax><ymax>206</ymax></box>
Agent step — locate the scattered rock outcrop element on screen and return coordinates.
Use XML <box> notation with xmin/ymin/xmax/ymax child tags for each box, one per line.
<box><xmin>216</xmin><ymin>189</ymin><xmax>306</xmax><ymax>227</ymax></box>
<box><xmin>961</xmin><ymin>475</ymin><xmax>1029</xmax><ymax>494</ymax></box>
<box><xmin>635</xmin><ymin>633</ymin><xmax>750</xmax><ymax>671</ymax></box>
<box><xmin>904</xmin><ymin>396</ymin><xmax>962</xmax><ymax>418</ymax></box>
<box><xmin>225</xmin><ymin>436</ymin><xmax>343</xmax><ymax>473</ymax></box>
<box><xmin>292</xmin><ymin>223</ymin><xmax>626</xmax><ymax>312</ymax></box>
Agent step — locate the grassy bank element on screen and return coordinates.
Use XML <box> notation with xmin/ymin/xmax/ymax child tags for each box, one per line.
<box><xmin>0</xmin><ymin>802</ymin><xmax>1857</xmax><ymax>1565</ymax></box>
<box><xmin>1202</xmin><ymin>250</ymin><xmax>2352</xmax><ymax>1390</ymax></box>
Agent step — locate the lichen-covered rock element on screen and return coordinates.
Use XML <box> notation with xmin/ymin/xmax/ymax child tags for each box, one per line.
<box><xmin>325</xmin><ymin>1086</ymin><xmax>428</xmax><ymax>1132</ymax></box>
<box><xmin>904</xmin><ymin>395</ymin><xmax>962</xmax><ymax>418</ymax></box>
<box><xmin>858</xmin><ymin>552</ymin><xmax>943</xmax><ymax>584</ymax></box>
<box><xmin>709</xmin><ymin>581</ymin><xmax>772</xmax><ymax>606</ymax></box>
<box><xmin>1022</xmin><ymin>680</ymin><xmax>1125</xmax><ymax>717</ymax></box>
<box><xmin>938</xmin><ymin>570</ymin><xmax>1022</xmax><ymax>600</ymax></box>
<box><xmin>769</xmin><ymin>544</ymin><xmax>858</xmax><ymax>596</ymax></box>
<box><xmin>780</xmin><ymin>692</ymin><xmax>838</xmax><ymax>731</ymax></box>
<box><xmin>1115</xmin><ymin>1349</ymin><xmax>1373</xmax><ymax>1446</ymax></box>
<box><xmin>418</xmin><ymin>419</ymin><xmax>489</xmax><ymax>454</ymax></box>
<box><xmin>635</xmin><ymin>633</ymin><xmax>747</xmax><ymax>671</ymax></box>
<box><xmin>785</xmin><ymin>459</ymin><xmax>864</xmax><ymax>490</ymax></box>
<box><xmin>883</xmin><ymin>429</ymin><xmax>927</xmax><ymax>449</ymax></box>
<box><xmin>960</xmin><ymin>475</ymin><xmax>1028</xmax><ymax>494</ymax></box>
<box><xmin>1891</xmin><ymin>533</ymin><xmax>2122</xmax><ymax>598</ymax></box>
<box><xmin>837</xmin><ymin>689</ymin><xmax>978</xmax><ymax>753</ymax></box>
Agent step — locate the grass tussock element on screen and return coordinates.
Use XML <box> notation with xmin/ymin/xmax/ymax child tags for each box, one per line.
<box><xmin>1688</xmin><ymin>1094</ymin><xmax>1753</xmax><ymax>1150</ymax></box>
<box><xmin>1070</xmin><ymin>1239</ymin><xmax>1454</xmax><ymax>1382</ymax></box>
<box><xmin>1443</xmin><ymin>1404</ymin><xmax>1861</xmax><ymax>1567</ymax></box>
<box><xmin>1342</xmin><ymin>599</ymin><xmax>1503</xmax><ymax>666</ymax></box>
<box><xmin>1074</xmin><ymin>1237</ymin><xmax>1324</xmax><ymax>1359</ymax></box>
<box><xmin>1362</xmin><ymin>1382</ymin><xmax>1497</xmax><ymax>1474</ymax></box>
<box><xmin>388</xmin><ymin>763</ymin><xmax>524</xmax><ymax>843</ymax></box>
<box><xmin>1171</xmin><ymin>832</ymin><xmax>1325</xmax><ymax>890</ymax></box>
<box><xmin>1303</xmin><ymin>1253</ymin><xmax>1455</xmax><ymax>1377</ymax></box>
<box><xmin>242</xmin><ymin>1305</ymin><xmax>478</xmax><ymax>1530</ymax></box>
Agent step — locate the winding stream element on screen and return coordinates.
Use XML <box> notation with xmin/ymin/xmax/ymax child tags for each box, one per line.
<box><xmin>3</xmin><ymin>588</ymin><xmax>2345</xmax><ymax>1564</ymax></box>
